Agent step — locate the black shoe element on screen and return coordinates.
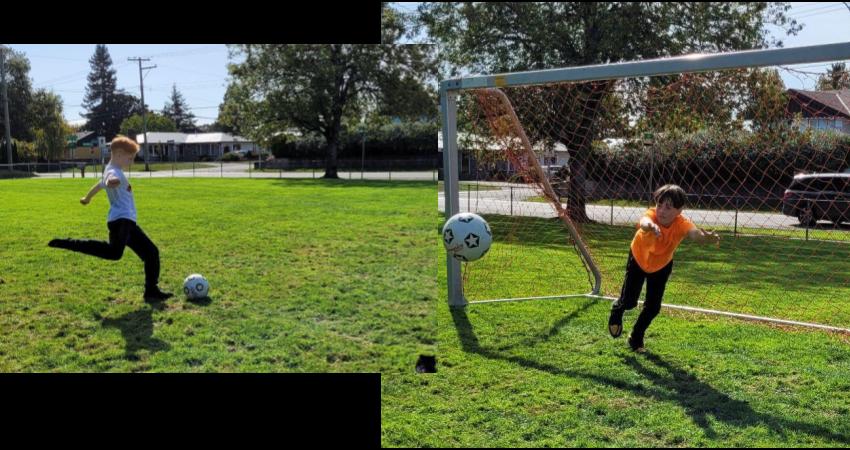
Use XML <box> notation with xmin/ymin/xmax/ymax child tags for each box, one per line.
<box><xmin>628</xmin><ymin>334</ymin><xmax>646</xmax><ymax>353</ymax></box>
<box><xmin>608</xmin><ymin>302</ymin><xmax>625</xmax><ymax>338</ymax></box>
<box><xmin>144</xmin><ymin>288</ymin><xmax>173</xmax><ymax>303</ymax></box>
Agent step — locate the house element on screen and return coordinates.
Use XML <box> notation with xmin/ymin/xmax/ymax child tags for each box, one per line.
<box><xmin>66</xmin><ymin>131</ymin><xmax>107</xmax><ymax>161</ymax></box>
<box><xmin>787</xmin><ymin>89</ymin><xmax>850</xmax><ymax>134</ymax></box>
<box><xmin>439</xmin><ymin>130</ymin><xmax>571</xmax><ymax>177</ymax></box>
<box><xmin>135</xmin><ymin>132</ymin><xmax>262</xmax><ymax>161</ymax></box>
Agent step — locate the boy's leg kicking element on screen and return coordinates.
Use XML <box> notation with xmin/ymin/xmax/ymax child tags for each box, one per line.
<box><xmin>48</xmin><ymin>219</ymin><xmax>133</xmax><ymax>260</ymax></box>
<box><xmin>609</xmin><ymin>251</ymin><xmax>646</xmax><ymax>338</ymax></box>
<box><xmin>49</xmin><ymin>219</ymin><xmax>171</xmax><ymax>302</ymax></box>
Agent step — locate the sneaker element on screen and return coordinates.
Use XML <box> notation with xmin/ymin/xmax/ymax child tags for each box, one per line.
<box><xmin>608</xmin><ymin>303</ymin><xmax>625</xmax><ymax>338</ymax></box>
<box><xmin>628</xmin><ymin>334</ymin><xmax>646</xmax><ymax>353</ymax></box>
<box><xmin>144</xmin><ymin>288</ymin><xmax>173</xmax><ymax>303</ymax></box>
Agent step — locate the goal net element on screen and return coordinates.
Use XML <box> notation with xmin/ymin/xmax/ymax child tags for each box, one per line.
<box><xmin>440</xmin><ymin>44</ymin><xmax>850</xmax><ymax>332</ymax></box>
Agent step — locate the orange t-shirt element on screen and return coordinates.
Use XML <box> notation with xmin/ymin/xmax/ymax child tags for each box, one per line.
<box><xmin>630</xmin><ymin>208</ymin><xmax>696</xmax><ymax>273</ymax></box>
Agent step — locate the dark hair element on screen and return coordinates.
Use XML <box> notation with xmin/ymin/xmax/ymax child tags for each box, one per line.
<box><xmin>653</xmin><ymin>184</ymin><xmax>687</xmax><ymax>209</ymax></box>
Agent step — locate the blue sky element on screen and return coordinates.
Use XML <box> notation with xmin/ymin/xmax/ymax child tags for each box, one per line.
<box><xmin>6</xmin><ymin>44</ymin><xmax>233</xmax><ymax>127</ymax></box>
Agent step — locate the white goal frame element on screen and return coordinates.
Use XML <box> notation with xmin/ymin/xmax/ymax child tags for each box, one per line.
<box><xmin>440</xmin><ymin>42</ymin><xmax>850</xmax><ymax>334</ymax></box>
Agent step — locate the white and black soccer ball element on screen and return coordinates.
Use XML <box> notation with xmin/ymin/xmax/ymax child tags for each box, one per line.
<box><xmin>442</xmin><ymin>212</ymin><xmax>492</xmax><ymax>262</ymax></box>
<box><xmin>183</xmin><ymin>274</ymin><xmax>210</xmax><ymax>300</ymax></box>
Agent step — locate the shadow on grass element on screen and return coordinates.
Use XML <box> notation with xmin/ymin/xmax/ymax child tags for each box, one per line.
<box><xmin>187</xmin><ymin>296</ymin><xmax>212</xmax><ymax>306</ymax></box>
<box><xmin>100</xmin><ymin>308</ymin><xmax>170</xmax><ymax>361</ymax></box>
<box><xmin>450</xmin><ymin>306</ymin><xmax>850</xmax><ymax>445</ymax></box>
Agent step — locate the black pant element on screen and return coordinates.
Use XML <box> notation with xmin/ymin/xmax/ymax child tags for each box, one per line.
<box><xmin>612</xmin><ymin>251</ymin><xmax>673</xmax><ymax>340</ymax></box>
<box><xmin>57</xmin><ymin>219</ymin><xmax>160</xmax><ymax>290</ymax></box>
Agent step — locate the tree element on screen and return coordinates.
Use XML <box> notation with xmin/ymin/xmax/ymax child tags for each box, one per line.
<box><xmin>816</xmin><ymin>63</ymin><xmax>850</xmax><ymax>91</ymax></box>
<box><xmin>82</xmin><ymin>45</ymin><xmax>131</xmax><ymax>140</ymax></box>
<box><xmin>120</xmin><ymin>112</ymin><xmax>177</xmax><ymax>139</ymax></box>
<box><xmin>30</xmin><ymin>89</ymin><xmax>71</xmax><ymax>160</ymax></box>
<box><xmin>162</xmin><ymin>84</ymin><xmax>197</xmax><ymax>132</ymax></box>
<box><xmin>417</xmin><ymin>2</ymin><xmax>801</xmax><ymax>221</ymax></box>
<box><xmin>381</xmin><ymin>2</ymin><xmax>407</xmax><ymax>44</ymax></box>
<box><xmin>376</xmin><ymin>74</ymin><xmax>437</xmax><ymax>122</ymax></box>
<box><xmin>216</xmin><ymin>80</ymin><xmax>253</xmax><ymax>136</ymax></box>
<box><xmin>0</xmin><ymin>46</ymin><xmax>34</xmax><ymax>143</ymax></box>
<box><xmin>226</xmin><ymin>44</ymin><xmax>435</xmax><ymax>178</ymax></box>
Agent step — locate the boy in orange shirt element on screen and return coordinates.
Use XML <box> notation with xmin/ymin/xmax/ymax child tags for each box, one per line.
<box><xmin>608</xmin><ymin>184</ymin><xmax>720</xmax><ymax>352</ymax></box>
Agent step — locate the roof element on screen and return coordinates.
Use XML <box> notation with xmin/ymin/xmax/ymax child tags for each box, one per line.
<box><xmin>788</xmin><ymin>89</ymin><xmax>850</xmax><ymax>118</ymax></box>
<box><xmin>135</xmin><ymin>132</ymin><xmax>253</xmax><ymax>144</ymax></box>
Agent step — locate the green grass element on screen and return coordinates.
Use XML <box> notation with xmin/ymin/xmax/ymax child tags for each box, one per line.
<box><xmin>381</xmin><ymin>213</ymin><xmax>850</xmax><ymax>447</ymax></box>
<box><xmin>0</xmin><ymin>178</ymin><xmax>437</xmax><ymax>373</ymax></box>
<box><xmin>459</xmin><ymin>215</ymin><xmax>850</xmax><ymax>326</ymax></box>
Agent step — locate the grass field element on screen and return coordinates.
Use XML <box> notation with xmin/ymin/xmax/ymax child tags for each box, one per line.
<box><xmin>381</xmin><ymin>213</ymin><xmax>850</xmax><ymax>447</ymax></box>
<box><xmin>0</xmin><ymin>177</ymin><xmax>437</xmax><ymax>373</ymax></box>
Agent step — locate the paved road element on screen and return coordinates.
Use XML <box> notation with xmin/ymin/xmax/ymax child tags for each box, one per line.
<box><xmin>29</xmin><ymin>162</ymin><xmax>438</xmax><ymax>181</ymax></box>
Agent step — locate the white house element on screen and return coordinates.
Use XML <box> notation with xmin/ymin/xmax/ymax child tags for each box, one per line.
<box><xmin>135</xmin><ymin>132</ymin><xmax>262</xmax><ymax>161</ymax></box>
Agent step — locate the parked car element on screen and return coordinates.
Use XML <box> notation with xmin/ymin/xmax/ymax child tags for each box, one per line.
<box><xmin>782</xmin><ymin>172</ymin><xmax>850</xmax><ymax>226</ymax></box>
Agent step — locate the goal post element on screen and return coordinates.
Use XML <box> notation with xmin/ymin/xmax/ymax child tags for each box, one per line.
<box><xmin>440</xmin><ymin>42</ymin><xmax>850</xmax><ymax>333</ymax></box>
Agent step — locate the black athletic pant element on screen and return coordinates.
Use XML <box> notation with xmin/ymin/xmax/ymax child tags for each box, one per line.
<box><xmin>612</xmin><ymin>251</ymin><xmax>673</xmax><ymax>340</ymax></box>
<box><xmin>56</xmin><ymin>219</ymin><xmax>160</xmax><ymax>290</ymax></box>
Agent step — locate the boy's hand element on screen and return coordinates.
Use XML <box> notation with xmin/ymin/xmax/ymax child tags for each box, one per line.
<box><xmin>106</xmin><ymin>177</ymin><xmax>120</xmax><ymax>188</ymax></box>
<box><xmin>641</xmin><ymin>220</ymin><xmax>661</xmax><ymax>237</ymax></box>
<box><xmin>80</xmin><ymin>197</ymin><xmax>90</xmax><ymax>205</ymax></box>
<box><xmin>701</xmin><ymin>228</ymin><xmax>721</xmax><ymax>247</ymax></box>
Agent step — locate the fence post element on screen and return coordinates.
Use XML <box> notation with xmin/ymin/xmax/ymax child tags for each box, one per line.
<box><xmin>510</xmin><ymin>186</ymin><xmax>514</xmax><ymax>216</ymax></box>
<box><xmin>734</xmin><ymin>197</ymin><xmax>739</xmax><ymax>238</ymax></box>
<box><xmin>611</xmin><ymin>198</ymin><xmax>614</xmax><ymax>225</ymax></box>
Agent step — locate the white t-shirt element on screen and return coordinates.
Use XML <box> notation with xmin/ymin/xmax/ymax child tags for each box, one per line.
<box><xmin>99</xmin><ymin>163</ymin><xmax>137</xmax><ymax>223</ymax></box>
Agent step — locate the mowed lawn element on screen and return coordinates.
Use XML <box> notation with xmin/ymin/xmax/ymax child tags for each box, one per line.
<box><xmin>381</xmin><ymin>213</ymin><xmax>850</xmax><ymax>447</ymax></box>
<box><xmin>0</xmin><ymin>177</ymin><xmax>437</xmax><ymax>373</ymax></box>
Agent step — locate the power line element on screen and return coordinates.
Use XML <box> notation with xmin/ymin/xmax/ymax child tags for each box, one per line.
<box><xmin>793</xmin><ymin>5</ymin><xmax>849</xmax><ymax>19</ymax></box>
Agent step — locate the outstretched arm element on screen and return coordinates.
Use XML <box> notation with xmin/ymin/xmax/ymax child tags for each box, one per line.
<box><xmin>80</xmin><ymin>182</ymin><xmax>104</xmax><ymax>205</ymax></box>
<box><xmin>688</xmin><ymin>227</ymin><xmax>720</xmax><ymax>246</ymax></box>
<box><xmin>639</xmin><ymin>216</ymin><xmax>661</xmax><ymax>237</ymax></box>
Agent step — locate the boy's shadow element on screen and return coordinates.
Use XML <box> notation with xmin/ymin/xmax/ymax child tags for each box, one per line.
<box><xmin>450</xmin><ymin>305</ymin><xmax>850</xmax><ymax>444</ymax></box>
<box><xmin>100</xmin><ymin>308</ymin><xmax>170</xmax><ymax>360</ymax></box>
<box><xmin>623</xmin><ymin>351</ymin><xmax>849</xmax><ymax>442</ymax></box>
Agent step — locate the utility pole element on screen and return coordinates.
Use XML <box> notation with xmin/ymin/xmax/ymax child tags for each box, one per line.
<box><xmin>1</xmin><ymin>45</ymin><xmax>13</xmax><ymax>170</ymax></box>
<box><xmin>129</xmin><ymin>57</ymin><xmax>156</xmax><ymax>171</ymax></box>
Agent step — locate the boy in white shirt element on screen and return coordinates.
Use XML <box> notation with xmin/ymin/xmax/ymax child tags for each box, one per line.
<box><xmin>49</xmin><ymin>136</ymin><xmax>172</xmax><ymax>303</ymax></box>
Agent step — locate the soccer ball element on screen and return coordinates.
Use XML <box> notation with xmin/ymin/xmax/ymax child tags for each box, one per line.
<box><xmin>183</xmin><ymin>274</ymin><xmax>210</xmax><ymax>300</ymax></box>
<box><xmin>442</xmin><ymin>212</ymin><xmax>492</xmax><ymax>262</ymax></box>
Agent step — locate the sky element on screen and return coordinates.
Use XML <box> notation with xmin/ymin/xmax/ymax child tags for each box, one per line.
<box><xmin>5</xmin><ymin>44</ymin><xmax>233</xmax><ymax>127</ymax></box>
<box><xmin>5</xmin><ymin>3</ymin><xmax>850</xmax><ymax>128</ymax></box>
<box><xmin>391</xmin><ymin>2</ymin><xmax>850</xmax><ymax>89</ymax></box>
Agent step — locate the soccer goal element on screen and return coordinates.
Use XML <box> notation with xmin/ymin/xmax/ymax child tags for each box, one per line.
<box><xmin>440</xmin><ymin>42</ymin><xmax>850</xmax><ymax>333</ymax></box>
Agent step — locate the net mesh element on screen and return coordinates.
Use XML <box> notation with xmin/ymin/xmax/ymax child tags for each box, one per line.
<box><xmin>449</xmin><ymin>67</ymin><xmax>850</xmax><ymax>329</ymax></box>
